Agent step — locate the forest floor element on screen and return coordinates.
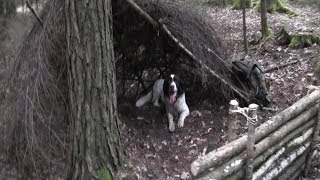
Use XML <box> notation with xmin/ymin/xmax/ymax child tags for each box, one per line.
<box><xmin>119</xmin><ymin>1</ymin><xmax>320</xmax><ymax>179</ymax></box>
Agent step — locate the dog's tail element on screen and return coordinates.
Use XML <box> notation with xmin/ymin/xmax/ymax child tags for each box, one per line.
<box><xmin>135</xmin><ymin>91</ymin><xmax>152</xmax><ymax>107</ymax></box>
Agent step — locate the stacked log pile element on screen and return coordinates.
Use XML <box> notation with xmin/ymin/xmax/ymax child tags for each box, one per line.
<box><xmin>191</xmin><ymin>90</ymin><xmax>320</xmax><ymax>179</ymax></box>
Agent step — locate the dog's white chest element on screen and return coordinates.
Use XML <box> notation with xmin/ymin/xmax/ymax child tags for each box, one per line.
<box><xmin>163</xmin><ymin>93</ymin><xmax>187</xmax><ymax>116</ymax></box>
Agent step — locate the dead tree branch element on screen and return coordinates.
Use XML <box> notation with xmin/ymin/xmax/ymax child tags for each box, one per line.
<box><xmin>26</xmin><ymin>0</ymin><xmax>43</xmax><ymax>27</ymax></box>
<box><xmin>125</xmin><ymin>0</ymin><xmax>158</xmax><ymax>28</ymax></box>
<box><xmin>263</xmin><ymin>60</ymin><xmax>299</xmax><ymax>73</ymax></box>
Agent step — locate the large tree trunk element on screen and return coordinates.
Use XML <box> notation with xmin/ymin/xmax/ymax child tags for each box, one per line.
<box><xmin>65</xmin><ymin>0</ymin><xmax>124</xmax><ymax>179</ymax></box>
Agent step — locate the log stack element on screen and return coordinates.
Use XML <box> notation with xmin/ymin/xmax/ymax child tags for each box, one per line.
<box><xmin>191</xmin><ymin>90</ymin><xmax>320</xmax><ymax>179</ymax></box>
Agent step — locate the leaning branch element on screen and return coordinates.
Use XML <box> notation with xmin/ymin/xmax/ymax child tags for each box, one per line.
<box><xmin>125</xmin><ymin>0</ymin><xmax>158</xmax><ymax>28</ymax></box>
<box><xmin>263</xmin><ymin>60</ymin><xmax>299</xmax><ymax>73</ymax></box>
<box><xmin>26</xmin><ymin>0</ymin><xmax>43</xmax><ymax>27</ymax></box>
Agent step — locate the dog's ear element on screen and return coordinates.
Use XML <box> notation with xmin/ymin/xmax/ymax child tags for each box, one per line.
<box><xmin>176</xmin><ymin>76</ymin><xmax>184</xmax><ymax>96</ymax></box>
<box><xmin>163</xmin><ymin>76</ymin><xmax>170</xmax><ymax>96</ymax></box>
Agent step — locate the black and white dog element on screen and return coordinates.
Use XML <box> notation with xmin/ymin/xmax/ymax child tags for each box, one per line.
<box><xmin>136</xmin><ymin>74</ymin><xmax>190</xmax><ymax>132</ymax></box>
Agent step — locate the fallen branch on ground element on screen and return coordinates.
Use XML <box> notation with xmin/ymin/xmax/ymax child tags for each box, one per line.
<box><xmin>261</xmin><ymin>107</ymin><xmax>277</xmax><ymax>112</ymax></box>
<box><xmin>263</xmin><ymin>60</ymin><xmax>299</xmax><ymax>73</ymax></box>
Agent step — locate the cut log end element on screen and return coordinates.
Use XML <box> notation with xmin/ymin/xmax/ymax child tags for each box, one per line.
<box><xmin>191</xmin><ymin>161</ymin><xmax>200</xmax><ymax>176</ymax></box>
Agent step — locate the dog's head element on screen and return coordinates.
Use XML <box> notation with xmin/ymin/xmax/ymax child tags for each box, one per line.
<box><xmin>163</xmin><ymin>74</ymin><xmax>184</xmax><ymax>104</ymax></box>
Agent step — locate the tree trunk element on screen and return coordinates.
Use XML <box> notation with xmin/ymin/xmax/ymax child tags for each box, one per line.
<box><xmin>241</xmin><ymin>0</ymin><xmax>249</xmax><ymax>54</ymax></box>
<box><xmin>260</xmin><ymin>0</ymin><xmax>271</xmax><ymax>41</ymax></box>
<box><xmin>65</xmin><ymin>0</ymin><xmax>124</xmax><ymax>179</ymax></box>
<box><xmin>233</xmin><ymin>0</ymin><xmax>252</xmax><ymax>9</ymax></box>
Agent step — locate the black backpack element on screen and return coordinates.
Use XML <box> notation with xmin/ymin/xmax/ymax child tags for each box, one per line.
<box><xmin>232</xmin><ymin>58</ymin><xmax>272</xmax><ymax>106</ymax></box>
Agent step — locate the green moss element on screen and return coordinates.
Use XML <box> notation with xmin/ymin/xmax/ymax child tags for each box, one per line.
<box><xmin>255</xmin><ymin>0</ymin><xmax>296</xmax><ymax>15</ymax></box>
<box><xmin>100</xmin><ymin>167</ymin><xmax>112</xmax><ymax>180</ymax></box>
<box><xmin>311</xmin><ymin>35</ymin><xmax>320</xmax><ymax>44</ymax></box>
<box><xmin>275</xmin><ymin>0</ymin><xmax>297</xmax><ymax>15</ymax></box>
<box><xmin>289</xmin><ymin>34</ymin><xmax>320</xmax><ymax>48</ymax></box>
<box><xmin>275</xmin><ymin>27</ymin><xmax>291</xmax><ymax>45</ymax></box>
<box><xmin>304</xmin><ymin>36</ymin><xmax>313</xmax><ymax>47</ymax></box>
<box><xmin>262</xmin><ymin>28</ymin><xmax>272</xmax><ymax>41</ymax></box>
<box><xmin>289</xmin><ymin>35</ymin><xmax>301</xmax><ymax>48</ymax></box>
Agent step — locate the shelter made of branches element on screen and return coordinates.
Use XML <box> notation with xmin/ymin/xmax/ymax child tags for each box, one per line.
<box><xmin>113</xmin><ymin>0</ymin><xmax>250</xmax><ymax>104</ymax></box>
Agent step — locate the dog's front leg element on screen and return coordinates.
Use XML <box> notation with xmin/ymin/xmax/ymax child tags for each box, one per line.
<box><xmin>177</xmin><ymin>110</ymin><xmax>189</xmax><ymax>128</ymax></box>
<box><xmin>167</xmin><ymin>113</ymin><xmax>175</xmax><ymax>132</ymax></box>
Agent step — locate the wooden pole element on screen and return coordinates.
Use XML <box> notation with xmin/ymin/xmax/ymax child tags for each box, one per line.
<box><xmin>228</xmin><ymin>100</ymin><xmax>239</xmax><ymax>142</ymax></box>
<box><xmin>241</xmin><ymin>0</ymin><xmax>249</xmax><ymax>54</ymax></box>
<box><xmin>246</xmin><ymin>103</ymin><xmax>258</xmax><ymax>179</ymax></box>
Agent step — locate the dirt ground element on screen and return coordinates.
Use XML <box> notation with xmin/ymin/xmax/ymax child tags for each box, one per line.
<box><xmin>118</xmin><ymin>2</ymin><xmax>320</xmax><ymax>179</ymax></box>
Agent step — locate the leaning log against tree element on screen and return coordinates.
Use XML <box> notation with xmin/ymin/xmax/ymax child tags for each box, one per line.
<box><xmin>191</xmin><ymin>90</ymin><xmax>320</xmax><ymax>177</ymax></box>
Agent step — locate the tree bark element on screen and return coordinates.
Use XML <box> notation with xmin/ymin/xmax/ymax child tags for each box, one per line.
<box><xmin>65</xmin><ymin>0</ymin><xmax>124</xmax><ymax>179</ymax></box>
<box><xmin>233</xmin><ymin>0</ymin><xmax>252</xmax><ymax>9</ymax></box>
<box><xmin>260</xmin><ymin>0</ymin><xmax>270</xmax><ymax>41</ymax></box>
<box><xmin>241</xmin><ymin>0</ymin><xmax>249</xmax><ymax>54</ymax></box>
